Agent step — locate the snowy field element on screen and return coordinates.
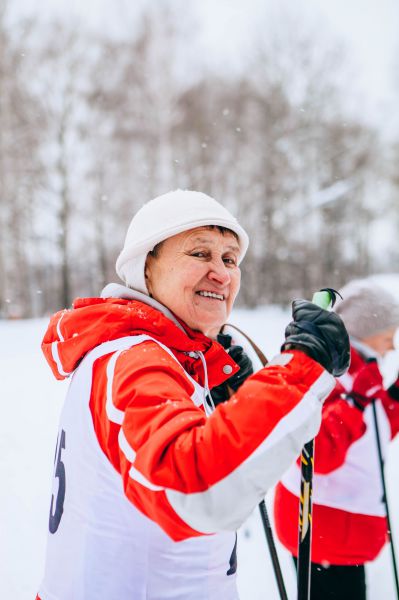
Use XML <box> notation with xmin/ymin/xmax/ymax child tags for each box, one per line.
<box><xmin>1</xmin><ymin>295</ymin><xmax>399</xmax><ymax>599</ymax></box>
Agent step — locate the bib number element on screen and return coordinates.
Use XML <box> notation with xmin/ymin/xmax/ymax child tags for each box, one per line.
<box><xmin>49</xmin><ymin>429</ymin><xmax>66</xmax><ymax>534</ymax></box>
<box><xmin>227</xmin><ymin>534</ymin><xmax>237</xmax><ymax>575</ymax></box>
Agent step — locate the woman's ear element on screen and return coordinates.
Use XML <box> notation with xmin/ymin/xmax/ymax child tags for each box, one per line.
<box><xmin>144</xmin><ymin>255</ymin><xmax>153</xmax><ymax>297</ymax></box>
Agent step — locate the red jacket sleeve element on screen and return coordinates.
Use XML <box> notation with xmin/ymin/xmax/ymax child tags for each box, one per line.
<box><xmin>313</xmin><ymin>383</ymin><xmax>367</xmax><ymax>474</ymax></box>
<box><xmin>313</xmin><ymin>361</ymin><xmax>399</xmax><ymax>474</ymax></box>
<box><xmin>91</xmin><ymin>342</ymin><xmax>335</xmax><ymax>540</ymax></box>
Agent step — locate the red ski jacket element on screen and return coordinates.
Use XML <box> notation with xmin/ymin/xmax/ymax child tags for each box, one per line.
<box><xmin>274</xmin><ymin>346</ymin><xmax>399</xmax><ymax>565</ymax></box>
<box><xmin>41</xmin><ymin>293</ymin><xmax>335</xmax><ymax>541</ymax></box>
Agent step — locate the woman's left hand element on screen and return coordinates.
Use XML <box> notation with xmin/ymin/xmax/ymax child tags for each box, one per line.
<box><xmin>210</xmin><ymin>338</ymin><xmax>254</xmax><ymax>405</ymax></box>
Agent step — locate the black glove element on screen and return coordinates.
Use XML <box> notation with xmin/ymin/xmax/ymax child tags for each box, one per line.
<box><xmin>388</xmin><ymin>376</ymin><xmax>399</xmax><ymax>402</ymax></box>
<box><xmin>210</xmin><ymin>333</ymin><xmax>254</xmax><ymax>406</ymax></box>
<box><xmin>282</xmin><ymin>299</ymin><xmax>350</xmax><ymax>377</ymax></box>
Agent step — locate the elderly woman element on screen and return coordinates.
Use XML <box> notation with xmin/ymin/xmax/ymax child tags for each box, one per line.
<box><xmin>37</xmin><ymin>190</ymin><xmax>349</xmax><ymax>600</ymax></box>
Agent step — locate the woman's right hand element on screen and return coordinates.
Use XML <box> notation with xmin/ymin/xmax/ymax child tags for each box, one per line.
<box><xmin>282</xmin><ymin>299</ymin><xmax>350</xmax><ymax>377</ymax></box>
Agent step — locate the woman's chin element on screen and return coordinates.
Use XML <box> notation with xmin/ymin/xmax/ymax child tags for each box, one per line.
<box><xmin>181</xmin><ymin>304</ymin><xmax>229</xmax><ymax>335</ymax></box>
<box><xmin>194</xmin><ymin>314</ymin><xmax>227</xmax><ymax>337</ymax></box>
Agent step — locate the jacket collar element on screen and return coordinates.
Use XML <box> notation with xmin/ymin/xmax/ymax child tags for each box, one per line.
<box><xmin>99</xmin><ymin>284</ymin><xmax>238</xmax><ymax>388</ymax></box>
<box><xmin>42</xmin><ymin>284</ymin><xmax>239</xmax><ymax>388</ymax></box>
<box><xmin>101</xmin><ymin>283</ymin><xmax>186</xmax><ymax>333</ymax></box>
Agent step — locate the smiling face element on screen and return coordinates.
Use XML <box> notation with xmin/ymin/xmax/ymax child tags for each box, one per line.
<box><xmin>145</xmin><ymin>226</ymin><xmax>241</xmax><ymax>337</ymax></box>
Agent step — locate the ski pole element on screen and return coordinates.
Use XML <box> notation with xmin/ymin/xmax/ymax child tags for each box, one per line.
<box><xmin>220</xmin><ymin>324</ymin><xmax>288</xmax><ymax>600</ymax></box>
<box><xmin>371</xmin><ymin>400</ymin><xmax>399</xmax><ymax>599</ymax></box>
<box><xmin>297</xmin><ymin>289</ymin><xmax>337</xmax><ymax>600</ymax></box>
<box><xmin>259</xmin><ymin>499</ymin><xmax>288</xmax><ymax>600</ymax></box>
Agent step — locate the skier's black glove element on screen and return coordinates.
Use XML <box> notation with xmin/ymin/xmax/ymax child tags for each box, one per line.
<box><xmin>210</xmin><ymin>333</ymin><xmax>254</xmax><ymax>406</ymax></box>
<box><xmin>387</xmin><ymin>376</ymin><xmax>399</xmax><ymax>402</ymax></box>
<box><xmin>386</xmin><ymin>348</ymin><xmax>399</xmax><ymax>401</ymax></box>
<box><xmin>281</xmin><ymin>299</ymin><xmax>350</xmax><ymax>377</ymax></box>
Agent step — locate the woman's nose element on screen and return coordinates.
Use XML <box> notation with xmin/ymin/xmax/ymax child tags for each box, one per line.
<box><xmin>208</xmin><ymin>260</ymin><xmax>230</xmax><ymax>285</ymax></box>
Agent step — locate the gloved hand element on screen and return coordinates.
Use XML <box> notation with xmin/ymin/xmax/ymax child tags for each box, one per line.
<box><xmin>282</xmin><ymin>299</ymin><xmax>350</xmax><ymax>377</ymax></box>
<box><xmin>349</xmin><ymin>358</ymin><xmax>384</xmax><ymax>411</ymax></box>
<box><xmin>388</xmin><ymin>376</ymin><xmax>399</xmax><ymax>401</ymax></box>
<box><xmin>210</xmin><ymin>333</ymin><xmax>254</xmax><ymax>406</ymax></box>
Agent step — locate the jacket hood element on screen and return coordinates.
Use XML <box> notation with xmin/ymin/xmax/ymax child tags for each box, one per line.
<box><xmin>42</xmin><ymin>286</ymin><xmax>238</xmax><ymax>388</ymax></box>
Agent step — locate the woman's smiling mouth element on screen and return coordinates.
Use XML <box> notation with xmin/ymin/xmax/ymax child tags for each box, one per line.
<box><xmin>196</xmin><ymin>290</ymin><xmax>225</xmax><ymax>301</ymax></box>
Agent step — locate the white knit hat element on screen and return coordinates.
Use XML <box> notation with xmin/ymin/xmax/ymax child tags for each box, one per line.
<box><xmin>334</xmin><ymin>278</ymin><xmax>399</xmax><ymax>340</ymax></box>
<box><xmin>116</xmin><ymin>189</ymin><xmax>249</xmax><ymax>294</ymax></box>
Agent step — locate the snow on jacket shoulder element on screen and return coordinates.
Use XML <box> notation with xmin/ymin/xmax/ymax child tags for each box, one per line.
<box><xmin>42</xmin><ymin>296</ymin><xmax>335</xmax><ymax>540</ymax></box>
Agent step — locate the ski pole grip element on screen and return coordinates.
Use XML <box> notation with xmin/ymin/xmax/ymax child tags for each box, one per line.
<box><xmin>311</xmin><ymin>290</ymin><xmax>333</xmax><ymax>310</ymax></box>
<box><xmin>297</xmin><ymin>286</ymin><xmax>337</xmax><ymax>600</ymax></box>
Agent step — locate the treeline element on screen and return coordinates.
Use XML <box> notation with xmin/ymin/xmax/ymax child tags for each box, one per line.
<box><xmin>0</xmin><ymin>3</ymin><xmax>398</xmax><ymax>317</ymax></box>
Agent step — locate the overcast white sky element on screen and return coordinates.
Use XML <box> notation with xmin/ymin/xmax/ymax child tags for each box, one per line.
<box><xmin>8</xmin><ymin>0</ymin><xmax>399</xmax><ymax>129</ymax></box>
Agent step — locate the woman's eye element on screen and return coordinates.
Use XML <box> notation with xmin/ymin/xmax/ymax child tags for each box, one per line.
<box><xmin>223</xmin><ymin>257</ymin><xmax>237</xmax><ymax>266</ymax></box>
<box><xmin>191</xmin><ymin>251</ymin><xmax>207</xmax><ymax>258</ymax></box>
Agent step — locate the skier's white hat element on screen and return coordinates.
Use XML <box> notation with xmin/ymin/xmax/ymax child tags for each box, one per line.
<box><xmin>334</xmin><ymin>278</ymin><xmax>399</xmax><ymax>340</ymax></box>
<box><xmin>116</xmin><ymin>189</ymin><xmax>249</xmax><ymax>294</ymax></box>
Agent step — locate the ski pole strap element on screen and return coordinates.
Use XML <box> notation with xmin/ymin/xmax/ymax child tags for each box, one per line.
<box><xmin>221</xmin><ymin>323</ymin><xmax>268</xmax><ymax>367</ymax></box>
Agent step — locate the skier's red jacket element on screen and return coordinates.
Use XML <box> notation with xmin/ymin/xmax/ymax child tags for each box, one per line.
<box><xmin>274</xmin><ymin>345</ymin><xmax>399</xmax><ymax>565</ymax></box>
<box><xmin>41</xmin><ymin>293</ymin><xmax>335</xmax><ymax>542</ymax></box>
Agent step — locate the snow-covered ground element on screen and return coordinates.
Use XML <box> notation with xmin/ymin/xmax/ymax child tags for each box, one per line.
<box><xmin>1</xmin><ymin>297</ymin><xmax>399</xmax><ymax>599</ymax></box>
